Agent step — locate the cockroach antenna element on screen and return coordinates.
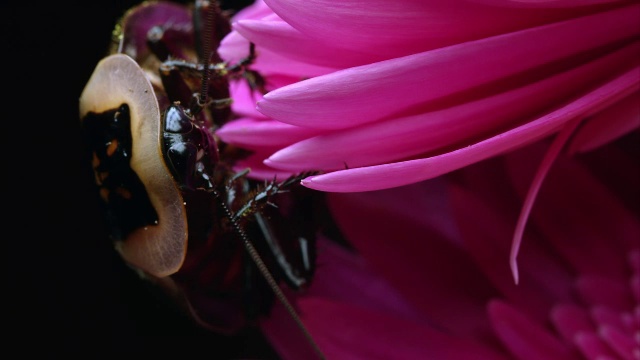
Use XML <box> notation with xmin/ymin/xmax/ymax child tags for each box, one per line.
<box><xmin>190</xmin><ymin>0</ymin><xmax>216</xmax><ymax>115</ymax></box>
<box><xmin>210</xmin><ymin>188</ymin><xmax>326</xmax><ymax>360</ymax></box>
<box><xmin>194</xmin><ymin>2</ymin><xmax>325</xmax><ymax>359</ymax></box>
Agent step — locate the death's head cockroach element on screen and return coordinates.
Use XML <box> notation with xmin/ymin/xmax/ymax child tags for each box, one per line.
<box><xmin>79</xmin><ymin>1</ymin><xmax>324</xmax><ymax>357</ymax></box>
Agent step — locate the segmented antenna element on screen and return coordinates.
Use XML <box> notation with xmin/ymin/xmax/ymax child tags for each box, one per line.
<box><xmin>210</xmin><ymin>189</ymin><xmax>326</xmax><ymax>360</ymax></box>
<box><xmin>195</xmin><ymin>2</ymin><xmax>325</xmax><ymax>358</ymax></box>
<box><xmin>198</xmin><ymin>1</ymin><xmax>215</xmax><ymax>108</ymax></box>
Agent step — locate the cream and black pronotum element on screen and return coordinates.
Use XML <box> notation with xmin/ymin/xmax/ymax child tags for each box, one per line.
<box><xmin>79</xmin><ymin>1</ymin><xmax>323</xmax><ymax>358</ymax></box>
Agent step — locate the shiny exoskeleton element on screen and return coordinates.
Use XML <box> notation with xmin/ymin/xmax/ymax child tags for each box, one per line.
<box><xmin>79</xmin><ymin>0</ymin><xmax>318</xmax><ymax>335</ymax></box>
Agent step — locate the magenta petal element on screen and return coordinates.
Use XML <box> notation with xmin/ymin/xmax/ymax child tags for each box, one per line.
<box><xmin>266</xmin><ymin>43</ymin><xmax>640</xmax><ymax>171</ymax></box>
<box><xmin>304</xmin><ymin>238</ymin><xmax>420</xmax><ymax>320</ymax></box>
<box><xmin>220</xmin><ymin>29</ymin><xmax>335</xmax><ymax>77</ymax></box>
<box><xmin>263</xmin><ymin>297</ymin><xmax>509</xmax><ymax>360</ymax></box>
<box><xmin>505</xmin><ymin>140</ymin><xmax>640</xmax><ymax>279</ymax></box>
<box><xmin>264</xmin><ymin>0</ymin><xmax>623</xmax><ymax>62</ymax></box>
<box><xmin>488</xmin><ymin>300</ymin><xmax>575</xmax><ymax>360</ymax></box>
<box><xmin>470</xmin><ymin>0</ymin><xmax>626</xmax><ymax>7</ymax></box>
<box><xmin>574</xmin><ymin>332</ymin><xmax>621</xmax><ymax>359</ymax></box>
<box><xmin>576</xmin><ymin>275</ymin><xmax>634</xmax><ymax>311</ymax></box>
<box><xmin>567</xmin><ymin>91</ymin><xmax>640</xmax><ymax>154</ymax></box>
<box><xmin>228</xmin><ymin>79</ymin><xmax>268</xmax><ymax>119</ymax></box>
<box><xmin>327</xmin><ymin>183</ymin><xmax>498</xmax><ymax>338</ymax></box>
<box><xmin>301</xmin><ymin>67</ymin><xmax>639</xmax><ymax>192</ymax></box>
<box><xmin>599</xmin><ymin>325</ymin><xmax>635</xmax><ymax>360</ymax></box>
<box><xmin>591</xmin><ymin>306</ymin><xmax>633</xmax><ymax>333</ymax></box>
<box><xmin>550</xmin><ymin>304</ymin><xmax>594</xmax><ymax>344</ymax></box>
<box><xmin>257</xmin><ymin>5</ymin><xmax>639</xmax><ymax>129</ymax></box>
<box><xmin>509</xmin><ymin>117</ymin><xmax>582</xmax><ymax>284</ymax></box>
<box><xmin>233</xmin><ymin>19</ymin><xmax>377</xmax><ymax>68</ymax></box>
<box><xmin>230</xmin><ymin>0</ymin><xmax>272</xmax><ymax>21</ymax></box>
<box><xmin>216</xmin><ymin>118</ymin><xmax>319</xmax><ymax>148</ymax></box>
<box><xmin>449</xmin><ymin>169</ymin><xmax>573</xmax><ymax>319</ymax></box>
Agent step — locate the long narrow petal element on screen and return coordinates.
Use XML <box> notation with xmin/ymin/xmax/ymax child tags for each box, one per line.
<box><xmin>265</xmin><ymin>43</ymin><xmax>639</xmax><ymax>171</ymax></box>
<box><xmin>448</xmin><ymin>168</ymin><xmax>573</xmax><ymax>319</ymax></box>
<box><xmin>576</xmin><ymin>276</ymin><xmax>634</xmax><ymax>311</ymax></box>
<box><xmin>219</xmin><ymin>29</ymin><xmax>336</xmax><ymax>77</ymax></box>
<box><xmin>574</xmin><ymin>332</ymin><xmax>621</xmax><ymax>359</ymax></box>
<box><xmin>509</xmin><ymin>117</ymin><xmax>582</xmax><ymax>284</ymax></box>
<box><xmin>216</xmin><ymin>118</ymin><xmax>320</xmax><ymax>148</ymax></box>
<box><xmin>469</xmin><ymin>0</ymin><xmax>626</xmax><ymax>8</ymax></box>
<box><xmin>567</xmin><ymin>91</ymin><xmax>640</xmax><ymax>154</ymax></box>
<box><xmin>263</xmin><ymin>298</ymin><xmax>509</xmax><ymax>360</ymax></box>
<box><xmin>327</xmin><ymin>184</ymin><xmax>498</xmax><ymax>338</ymax></box>
<box><xmin>264</xmin><ymin>0</ymin><xmax>620</xmax><ymax>61</ymax></box>
<box><xmin>257</xmin><ymin>5</ymin><xmax>639</xmax><ymax>129</ymax></box>
<box><xmin>301</xmin><ymin>67</ymin><xmax>639</xmax><ymax>192</ymax></box>
<box><xmin>233</xmin><ymin>19</ymin><xmax>379</xmax><ymax>68</ymax></box>
<box><xmin>489</xmin><ymin>300</ymin><xmax>576</xmax><ymax>359</ymax></box>
<box><xmin>506</xmin><ymin>138</ymin><xmax>640</xmax><ymax>278</ymax></box>
<box><xmin>551</xmin><ymin>304</ymin><xmax>595</xmax><ymax>345</ymax></box>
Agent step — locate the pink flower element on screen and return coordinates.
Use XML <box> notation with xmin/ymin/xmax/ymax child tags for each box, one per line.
<box><xmin>260</xmin><ymin>133</ymin><xmax>640</xmax><ymax>360</ymax></box>
<box><xmin>215</xmin><ymin>1</ymin><xmax>640</xmax><ymax>358</ymax></box>
<box><xmin>218</xmin><ymin>0</ymin><xmax>638</xmax><ymax>289</ymax></box>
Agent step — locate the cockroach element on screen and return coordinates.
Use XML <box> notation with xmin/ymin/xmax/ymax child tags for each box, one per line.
<box><xmin>79</xmin><ymin>1</ymin><xmax>324</xmax><ymax>358</ymax></box>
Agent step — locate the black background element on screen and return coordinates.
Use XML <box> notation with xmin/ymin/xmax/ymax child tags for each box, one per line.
<box><xmin>5</xmin><ymin>0</ymin><xmax>279</xmax><ymax>357</ymax></box>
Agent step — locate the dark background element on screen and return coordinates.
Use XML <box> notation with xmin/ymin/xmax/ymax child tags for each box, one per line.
<box><xmin>5</xmin><ymin>0</ymin><xmax>280</xmax><ymax>357</ymax></box>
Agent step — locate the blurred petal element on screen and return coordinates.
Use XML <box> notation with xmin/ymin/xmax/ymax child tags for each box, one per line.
<box><xmin>264</xmin><ymin>297</ymin><xmax>509</xmax><ymax>360</ymax></box>
<box><xmin>327</xmin><ymin>183</ymin><xmax>499</xmax><ymax>338</ymax></box>
<box><xmin>488</xmin><ymin>300</ymin><xmax>576</xmax><ymax>360</ymax></box>
<box><xmin>551</xmin><ymin>304</ymin><xmax>594</xmax><ymax>344</ymax></box>
<box><xmin>576</xmin><ymin>276</ymin><xmax>634</xmax><ymax>311</ymax></box>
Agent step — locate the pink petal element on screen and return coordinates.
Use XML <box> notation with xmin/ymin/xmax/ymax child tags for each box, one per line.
<box><xmin>233</xmin><ymin>19</ymin><xmax>377</xmax><ymax>68</ymax></box>
<box><xmin>469</xmin><ymin>0</ymin><xmax>627</xmax><ymax>8</ymax></box>
<box><xmin>488</xmin><ymin>300</ymin><xmax>576</xmax><ymax>360</ymax></box>
<box><xmin>228</xmin><ymin>147</ymin><xmax>298</xmax><ymax>181</ymax></box>
<box><xmin>305</xmin><ymin>238</ymin><xmax>421</xmax><ymax>321</ymax></box>
<box><xmin>257</xmin><ymin>5</ymin><xmax>639</xmax><ymax>129</ymax></box>
<box><xmin>509</xmin><ymin>117</ymin><xmax>583</xmax><ymax>284</ymax></box>
<box><xmin>266</xmin><ymin>43</ymin><xmax>640</xmax><ymax>172</ymax></box>
<box><xmin>505</xmin><ymin>139</ymin><xmax>640</xmax><ymax>279</ymax></box>
<box><xmin>449</xmin><ymin>172</ymin><xmax>573</xmax><ymax>319</ymax></box>
<box><xmin>567</xmin><ymin>91</ymin><xmax>640</xmax><ymax>154</ymax></box>
<box><xmin>599</xmin><ymin>325</ymin><xmax>635</xmax><ymax>360</ymax></box>
<box><xmin>551</xmin><ymin>304</ymin><xmax>595</xmax><ymax>344</ymax></box>
<box><xmin>577</xmin><ymin>131</ymin><xmax>640</xmax><ymax>216</ymax></box>
<box><xmin>262</xmin><ymin>297</ymin><xmax>509</xmax><ymax>360</ymax></box>
<box><xmin>216</xmin><ymin>117</ymin><xmax>320</xmax><ymax>148</ymax></box>
<box><xmin>631</xmin><ymin>275</ymin><xmax>640</xmax><ymax>303</ymax></box>
<box><xmin>301</xmin><ymin>67</ymin><xmax>639</xmax><ymax>192</ymax></box>
<box><xmin>228</xmin><ymin>79</ymin><xmax>268</xmax><ymax>119</ymax></box>
<box><xmin>576</xmin><ymin>275</ymin><xmax>634</xmax><ymax>311</ymax></box>
<box><xmin>219</xmin><ymin>29</ymin><xmax>335</xmax><ymax>77</ymax></box>
<box><xmin>327</xmin><ymin>184</ymin><xmax>498</xmax><ymax>338</ymax></box>
<box><xmin>230</xmin><ymin>0</ymin><xmax>272</xmax><ymax>21</ymax></box>
<box><xmin>264</xmin><ymin>0</ymin><xmax>621</xmax><ymax>64</ymax></box>
<box><xmin>591</xmin><ymin>306</ymin><xmax>634</xmax><ymax>333</ymax></box>
<box><xmin>574</xmin><ymin>332</ymin><xmax>621</xmax><ymax>359</ymax></box>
